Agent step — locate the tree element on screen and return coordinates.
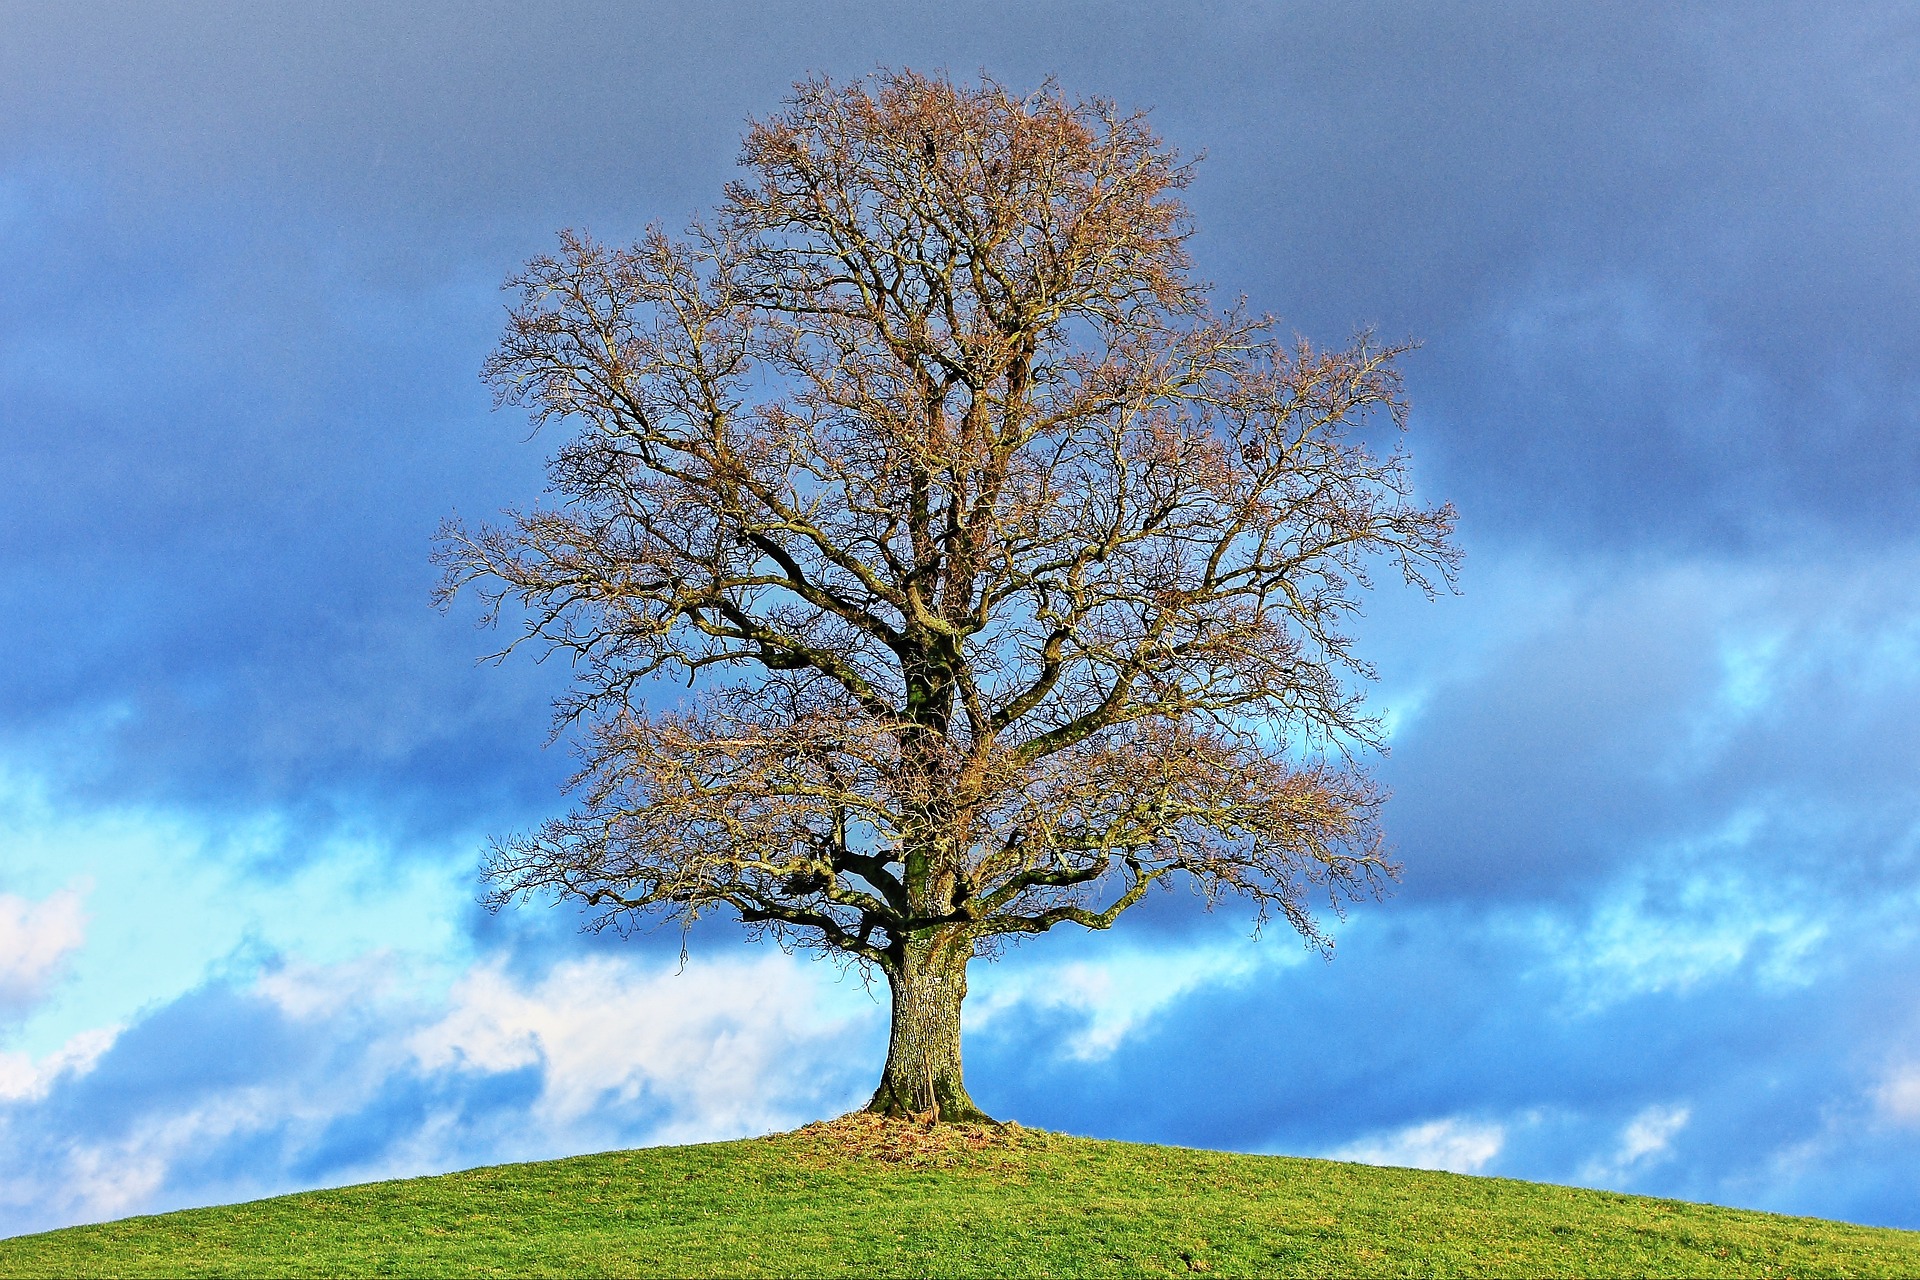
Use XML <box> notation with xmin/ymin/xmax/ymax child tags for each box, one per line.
<box><xmin>437</xmin><ymin>69</ymin><xmax>1458</xmax><ymax>1123</ymax></box>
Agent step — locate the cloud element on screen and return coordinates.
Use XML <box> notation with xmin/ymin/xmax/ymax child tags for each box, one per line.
<box><xmin>1</xmin><ymin>3</ymin><xmax>1917</xmax><ymax>829</ymax></box>
<box><xmin>0</xmin><ymin>946</ymin><xmax>879</xmax><ymax>1237</ymax></box>
<box><xmin>411</xmin><ymin>952</ymin><xmax>869</xmax><ymax>1143</ymax></box>
<box><xmin>4</xmin><ymin>530</ymin><xmax>1917</xmax><ymax>1233</ymax></box>
<box><xmin>0</xmin><ymin>771</ymin><xmax>484</xmax><ymax>1059</ymax></box>
<box><xmin>0</xmin><ymin>887</ymin><xmax>87</xmax><ymax>1011</ymax></box>
<box><xmin>964</xmin><ymin>942</ymin><xmax>1270</xmax><ymax>1062</ymax></box>
<box><xmin>1378</xmin><ymin>546</ymin><xmax>1920</xmax><ymax>904</ymax></box>
<box><xmin>0</xmin><ymin>178</ymin><xmax>568</xmax><ymax>838</ymax></box>
<box><xmin>0</xmin><ymin>1027</ymin><xmax>117</xmax><ymax>1104</ymax></box>
<box><xmin>1617</xmin><ymin>1105</ymin><xmax>1690</xmax><ymax>1165</ymax></box>
<box><xmin>1531</xmin><ymin>867</ymin><xmax>1831</xmax><ymax>1011</ymax></box>
<box><xmin>1873</xmin><ymin>1068</ymin><xmax>1920</xmax><ymax>1127</ymax></box>
<box><xmin>958</xmin><ymin>867</ymin><xmax>1920</xmax><ymax>1229</ymax></box>
<box><xmin>1330</xmin><ymin>1116</ymin><xmax>1507</xmax><ymax>1175</ymax></box>
<box><xmin>1579</xmin><ymin>1104</ymin><xmax>1691</xmax><ymax>1184</ymax></box>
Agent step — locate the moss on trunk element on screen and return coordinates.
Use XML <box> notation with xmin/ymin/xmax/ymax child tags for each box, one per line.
<box><xmin>867</xmin><ymin>933</ymin><xmax>993</xmax><ymax>1124</ymax></box>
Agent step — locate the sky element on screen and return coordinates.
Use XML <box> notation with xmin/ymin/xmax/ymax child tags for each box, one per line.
<box><xmin>3</xmin><ymin>0</ymin><xmax>1919</xmax><ymax>1237</ymax></box>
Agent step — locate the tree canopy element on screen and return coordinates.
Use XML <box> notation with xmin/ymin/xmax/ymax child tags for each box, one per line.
<box><xmin>438</xmin><ymin>69</ymin><xmax>1458</xmax><ymax>1120</ymax></box>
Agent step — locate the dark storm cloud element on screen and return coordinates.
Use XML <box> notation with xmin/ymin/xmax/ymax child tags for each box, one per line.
<box><xmin>0</xmin><ymin>181</ymin><xmax>569</xmax><ymax>839</ymax></box>
<box><xmin>1158</xmin><ymin>6</ymin><xmax>1920</xmax><ymax>547</ymax></box>
<box><xmin>3</xmin><ymin>0</ymin><xmax>1914</xmax><ymax>829</ymax></box>
<box><xmin>6</xmin><ymin>1</ymin><xmax>1915</xmax><ymax>514</ymax></box>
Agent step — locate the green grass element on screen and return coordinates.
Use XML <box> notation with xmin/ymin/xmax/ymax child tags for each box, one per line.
<box><xmin>2</xmin><ymin>1119</ymin><xmax>1915</xmax><ymax>1278</ymax></box>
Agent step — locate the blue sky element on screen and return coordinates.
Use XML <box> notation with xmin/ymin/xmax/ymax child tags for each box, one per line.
<box><xmin>4</xmin><ymin>0</ymin><xmax>1920</xmax><ymax>1237</ymax></box>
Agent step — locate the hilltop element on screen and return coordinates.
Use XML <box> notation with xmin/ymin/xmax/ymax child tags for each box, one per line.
<box><xmin>2</xmin><ymin>1116</ymin><xmax>1914</xmax><ymax>1278</ymax></box>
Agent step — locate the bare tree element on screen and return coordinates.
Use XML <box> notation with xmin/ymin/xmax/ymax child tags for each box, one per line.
<box><xmin>437</xmin><ymin>69</ymin><xmax>1458</xmax><ymax>1123</ymax></box>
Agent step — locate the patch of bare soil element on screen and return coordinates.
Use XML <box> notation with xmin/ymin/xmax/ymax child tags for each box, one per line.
<box><xmin>776</xmin><ymin>1111</ymin><xmax>1054</xmax><ymax>1169</ymax></box>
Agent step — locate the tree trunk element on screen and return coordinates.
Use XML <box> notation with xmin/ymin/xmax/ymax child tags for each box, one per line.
<box><xmin>867</xmin><ymin>932</ymin><xmax>993</xmax><ymax>1123</ymax></box>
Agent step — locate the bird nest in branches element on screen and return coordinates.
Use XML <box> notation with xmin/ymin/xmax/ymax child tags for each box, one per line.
<box><xmin>779</xmin><ymin>1111</ymin><xmax>1049</xmax><ymax>1168</ymax></box>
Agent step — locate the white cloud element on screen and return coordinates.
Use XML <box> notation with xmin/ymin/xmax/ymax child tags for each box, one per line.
<box><xmin>0</xmin><ymin>765</ymin><xmax>470</xmax><ymax>1063</ymax></box>
<box><xmin>1534</xmin><ymin>861</ymin><xmax>1830</xmax><ymax>1011</ymax></box>
<box><xmin>1</xmin><ymin>1085</ymin><xmax>303</xmax><ymax>1228</ymax></box>
<box><xmin>1580</xmin><ymin>1103</ymin><xmax>1691</xmax><ymax>1185</ymax></box>
<box><xmin>1329</xmin><ymin>1116</ymin><xmax>1506</xmax><ymax>1174</ymax></box>
<box><xmin>0</xmin><ymin>886</ymin><xmax>88</xmax><ymax>1009</ymax></box>
<box><xmin>0</xmin><ymin>1025</ymin><xmax>118</xmax><ymax>1103</ymax></box>
<box><xmin>1873</xmin><ymin>1066</ymin><xmax>1920</xmax><ymax>1125</ymax></box>
<box><xmin>965</xmin><ymin>942</ymin><xmax>1269</xmax><ymax>1061</ymax></box>
<box><xmin>411</xmin><ymin>952</ymin><xmax>866</xmax><ymax>1144</ymax></box>
<box><xmin>255</xmin><ymin>952</ymin><xmax>405</xmax><ymax>1021</ymax></box>
<box><xmin>0</xmin><ymin>947</ymin><xmax>880</xmax><ymax>1236</ymax></box>
<box><xmin>1619</xmin><ymin>1104</ymin><xmax>1691</xmax><ymax>1162</ymax></box>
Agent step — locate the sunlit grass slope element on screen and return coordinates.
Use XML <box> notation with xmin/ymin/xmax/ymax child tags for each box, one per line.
<box><xmin>3</xmin><ymin>1117</ymin><xmax>1915</xmax><ymax>1278</ymax></box>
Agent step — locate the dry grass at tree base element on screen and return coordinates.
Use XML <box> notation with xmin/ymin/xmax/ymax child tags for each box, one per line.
<box><xmin>786</xmin><ymin>1111</ymin><xmax>1048</xmax><ymax>1167</ymax></box>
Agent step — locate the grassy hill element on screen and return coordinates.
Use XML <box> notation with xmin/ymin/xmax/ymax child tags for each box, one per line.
<box><xmin>2</xmin><ymin>1116</ymin><xmax>1915</xmax><ymax>1278</ymax></box>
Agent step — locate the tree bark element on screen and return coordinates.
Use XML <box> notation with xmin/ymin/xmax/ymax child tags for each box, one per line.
<box><xmin>867</xmin><ymin>931</ymin><xmax>993</xmax><ymax>1123</ymax></box>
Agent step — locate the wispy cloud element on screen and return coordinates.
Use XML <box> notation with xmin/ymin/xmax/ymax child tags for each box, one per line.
<box><xmin>412</xmin><ymin>953</ymin><xmax>871</xmax><ymax>1143</ymax></box>
<box><xmin>0</xmin><ymin>886</ymin><xmax>86</xmax><ymax>1010</ymax></box>
<box><xmin>0</xmin><ymin>1026</ymin><xmax>117</xmax><ymax>1104</ymax></box>
<box><xmin>965</xmin><ymin>942</ymin><xmax>1270</xmax><ymax>1061</ymax></box>
<box><xmin>1873</xmin><ymin>1068</ymin><xmax>1920</xmax><ymax>1128</ymax></box>
<box><xmin>1579</xmin><ymin>1104</ymin><xmax>1692</xmax><ymax>1185</ymax></box>
<box><xmin>1330</xmin><ymin>1117</ymin><xmax>1507</xmax><ymax>1175</ymax></box>
<box><xmin>0</xmin><ymin>947</ymin><xmax>880</xmax><ymax>1236</ymax></box>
